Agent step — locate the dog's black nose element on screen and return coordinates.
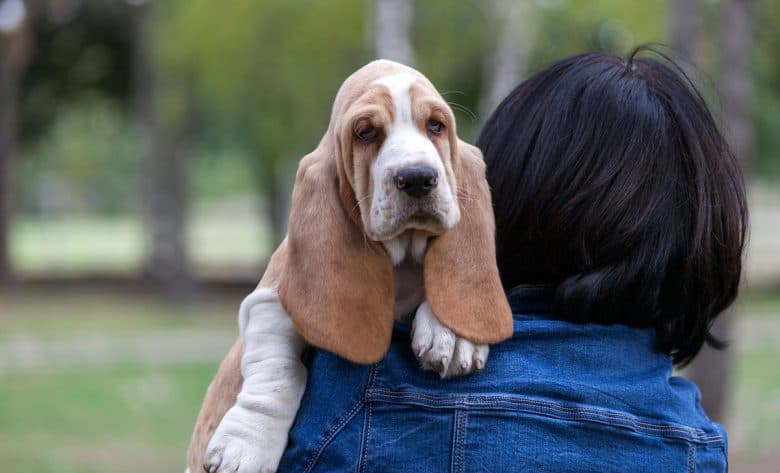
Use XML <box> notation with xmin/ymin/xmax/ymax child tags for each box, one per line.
<box><xmin>394</xmin><ymin>167</ymin><xmax>438</xmax><ymax>198</ymax></box>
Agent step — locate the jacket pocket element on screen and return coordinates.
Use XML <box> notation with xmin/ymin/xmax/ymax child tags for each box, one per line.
<box><xmin>361</xmin><ymin>401</ymin><xmax>457</xmax><ymax>473</ymax></box>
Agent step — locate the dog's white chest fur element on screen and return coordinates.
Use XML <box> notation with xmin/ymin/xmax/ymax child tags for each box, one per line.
<box><xmin>384</xmin><ymin>230</ymin><xmax>429</xmax><ymax>320</ymax></box>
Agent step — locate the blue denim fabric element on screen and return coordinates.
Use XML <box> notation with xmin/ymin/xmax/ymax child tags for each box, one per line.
<box><xmin>278</xmin><ymin>286</ymin><xmax>727</xmax><ymax>472</ymax></box>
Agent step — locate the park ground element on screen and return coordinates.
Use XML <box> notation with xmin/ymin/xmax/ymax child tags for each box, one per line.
<box><xmin>1</xmin><ymin>286</ymin><xmax>779</xmax><ymax>473</ymax></box>
<box><xmin>1</xmin><ymin>186</ymin><xmax>779</xmax><ymax>473</ymax></box>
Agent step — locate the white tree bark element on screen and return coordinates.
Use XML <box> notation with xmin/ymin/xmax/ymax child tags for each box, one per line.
<box><xmin>478</xmin><ymin>0</ymin><xmax>536</xmax><ymax>122</ymax></box>
<box><xmin>374</xmin><ymin>0</ymin><xmax>415</xmax><ymax>66</ymax></box>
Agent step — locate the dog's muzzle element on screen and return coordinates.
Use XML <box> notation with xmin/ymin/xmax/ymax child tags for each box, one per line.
<box><xmin>394</xmin><ymin>166</ymin><xmax>439</xmax><ymax>198</ymax></box>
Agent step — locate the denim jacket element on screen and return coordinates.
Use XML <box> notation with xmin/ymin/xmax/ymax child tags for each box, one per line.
<box><xmin>278</xmin><ymin>286</ymin><xmax>727</xmax><ymax>472</ymax></box>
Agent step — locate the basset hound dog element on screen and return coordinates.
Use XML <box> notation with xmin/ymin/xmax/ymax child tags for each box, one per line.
<box><xmin>187</xmin><ymin>60</ymin><xmax>513</xmax><ymax>473</ymax></box>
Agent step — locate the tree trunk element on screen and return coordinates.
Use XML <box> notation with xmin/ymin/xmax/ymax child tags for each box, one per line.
<box><xmin>719</xmin><ymin>0</ymin><xmax>753</xmax><ymax>171</ymax></box>
<box><xmin>374</xmin><ymin>0</ymin><xmax>415</xmax><ymax>66</ymax></box>
<box><xmin>478</xmin><ymin>0</ymin><xmax>535</xmax><ymax>122</ymax></box>
<box><xmin>145</xmin><ymin>119</ymin><xmax>189</xmax><ymax>286</ymax></box>
<box><xmin>683</xmin><ymin>0</ymin><xmax>753</xmax><ymax>424</ymax></box>
<box><xmin>0</xmin><ymin>18</ymin><xmax>32</xmax><ymax>282</ymax></box>
<box><xmin>686</xmin><ymin>315</ymin><xmax>733</xmax><ymax>423</ymax></box>
<box><xmin>0</xmin><ymin>39</ymin><xmax>17</xmax><ymax>283</ymax></box>
<box><xmin>133</xmin><ymin>2</ymin><xmax>189</xmax><ymax>290</ymax></box>
<box><xmin>668</xmin><ymin>0</ymin><xmax>701</xmax><ymax>64</ymax></box>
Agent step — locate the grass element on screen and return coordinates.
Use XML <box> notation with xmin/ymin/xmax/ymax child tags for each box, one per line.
<box><xmin>10</xmin><ymin>217</ymin><xmax>146</xmax><ymax>276</ymax></box>
<box><xmin>10</xmin><ymin>199</ymin><xmax>271</xmax><ymax>278</ymax></box>
<box><xmin>0</xmin><ymin>288</ymin><xmax>240</xmax><ymax>473</ymax></box>
<box><xmin>731</xmin><ymin>343</ymin><xmax>780</xmax><ymax>457</ymax></box>
<box><xmin>0</xmin><ymin>287</ymin><xmax>778</xmax><ymax>472</ymax></box>
<box><xmin>0</xmin><ymin>363</ymin><xmax>215</xmax><ymax>473</ymax></box>
<box><xmin>0</xmin><ymin>287</ymin><xmax>239</xmax><ymax>336</ymax></box>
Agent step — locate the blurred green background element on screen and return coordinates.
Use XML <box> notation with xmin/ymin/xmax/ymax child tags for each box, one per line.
<box><xmin>0</xmin><ymin>0</ymin><xmax>778</xmax><ymax>472</ymax></box>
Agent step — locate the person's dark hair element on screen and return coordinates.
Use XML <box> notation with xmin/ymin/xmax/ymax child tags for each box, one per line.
<box><xmin>477</xmin><ymin>47</ymin><xmax>748</xmax><ymax>366</ymax></box>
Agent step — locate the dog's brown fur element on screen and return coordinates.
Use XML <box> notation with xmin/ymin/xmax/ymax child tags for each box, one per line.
<box><xmin>187</xmin><ymin>60</ymin><xmax>512</xmax><ymax>473</ymax></box>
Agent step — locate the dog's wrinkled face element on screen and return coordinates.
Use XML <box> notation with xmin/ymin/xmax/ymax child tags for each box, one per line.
<box><xmin>342</xmin><ymin>72</ymin><xmax>460</xmax><ymax>246</ymax></box>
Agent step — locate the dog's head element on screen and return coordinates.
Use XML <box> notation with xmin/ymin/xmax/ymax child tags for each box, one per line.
<box><xmin>273</xmin><ymin>60</ymin><xmax>512</xmax><ymax>363</ymax></box>
<box><xmin>330</xmin><ymin>62</ymin><xmax>460</xmax><ymax>246</ymax></box>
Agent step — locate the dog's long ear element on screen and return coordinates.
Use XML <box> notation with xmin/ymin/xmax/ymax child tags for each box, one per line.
<box><xmin>276</xmin><ymin>142</ymin><xmax>395</xmax><ymax>364</ymax></box>
<box><xmin>424</xmin><ymin>141</ymin><xmax>514</xmax><ymax>344</ymax></box>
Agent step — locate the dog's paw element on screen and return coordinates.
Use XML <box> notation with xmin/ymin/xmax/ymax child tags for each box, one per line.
<box><xmin>203</xmin><ymin>432</ymin><xmax>274</xmax><ymax>473</ymax></box>
<box><xmin>203</xmin><ymin>408</ymin><xmax>286</xmax><ymax>473</ymax></box>
<box><xmin>411</xmin><ymin>301</ymin><xmax>489</xmax><ymax>379</ymax></box>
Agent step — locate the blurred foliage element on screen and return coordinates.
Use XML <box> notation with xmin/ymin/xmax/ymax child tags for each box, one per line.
<box><xmin>412</xmin><ymin>1</ymin><xmax>492</xmax><ymax>139</ymax></box>
<box><xmin>18</xmin><ymin>1</ymin><xmax>134</xmax><ymax>143</ymax></box>
<box><xmin>156</xmin><ymin>0</ymin><xmax>370</xmax><ymax>193</ymax></box>
<box><xmin>12</xmin><ymin>0</ymin><xmax>780</xmax><ymax>223</ymax></box>
<box><xmin>753</xmin><ymin>0</ymin><xmax>780</xmax><ymax>178</ymax></box>
<box><xmin>531</xmin><ymin>0</ymin><xmax>665</xmax><ymax>63</ymax></box>
<box><xmin>18</xmin><ymin>98</ymin><xmax>140</xmax><ymax>215</ymax></box>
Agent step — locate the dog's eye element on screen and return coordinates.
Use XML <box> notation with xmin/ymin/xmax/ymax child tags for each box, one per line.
<box><xmin>356</xmin><ymin>126</ymin><xmax>379</xmax><ymax>144</ymax></box>
<box><xmin>427</xmin><ymin>120</ymin><xmax>444</xmax><ymax>136</ymax></box>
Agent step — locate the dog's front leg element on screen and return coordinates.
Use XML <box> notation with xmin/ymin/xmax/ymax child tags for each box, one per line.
<box><xmin>204</xmin><ymin>287</ymin><xmax>307</xmax><ymax>473</ymax></box>
<box><xmin>411</xmin><ymin>300</ymin><xmax>490</xmax><ymax>379</ymax></box>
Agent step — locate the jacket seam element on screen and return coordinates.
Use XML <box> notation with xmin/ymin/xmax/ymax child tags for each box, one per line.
<box><xmin>450</xmin><ymin>410</ymin><xmax>467</xmax><ymax>473</ymax></box>
<box><xmin>300</xmin><ymin>399</ymin><xmax>365</xmax><ymax>473</ymax></box>
<box><xmin>358</xmin><ymin>364</ymin><xmax>378</xmax><ymax>473</ymax></box>
<box><xmin>366</xmin><ymin>389</ymin><xmax>723</xmax><ymax>446</ymax></box>
<box><xmin>687</xmin><ymin>444</ymin><xmax>696</xmax><ymax>473</ymax></box>
<box><xmin>301</xmin><ymin>365</ymin><xmax>378</xmax><ymax>473</ymax></box>
<box><xmin>359</xmin><ymin>402</ymin><xmax>373</xmax><ymax>473</ymax></box>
